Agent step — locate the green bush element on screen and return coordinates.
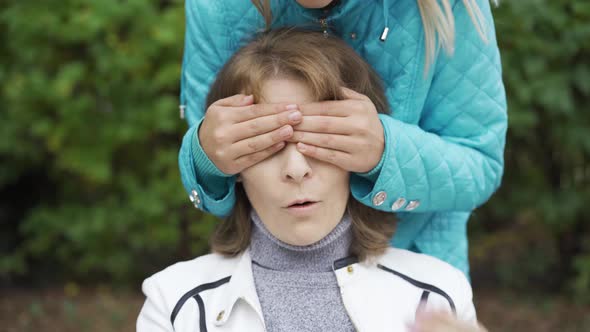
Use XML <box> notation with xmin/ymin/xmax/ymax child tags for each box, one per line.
<box><xmin>470</xmin><ymin>0</ymin><xmax>590</xmax><ymax>301</ymax></box>
<box><xmin>1</xmin><ymin>0</ymin><xmax>589</xmax><ymax>301</ymax></box>
<box><xmin>0</xmin><ymin>0</ymin><xmax>215</xmax><ymax>283</ymax></box>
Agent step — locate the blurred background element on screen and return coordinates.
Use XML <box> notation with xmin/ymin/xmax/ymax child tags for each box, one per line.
<box><xmin>1</xmin><ymin>0</ymin><xmax>589</xmax><ymax>331</ymax></box>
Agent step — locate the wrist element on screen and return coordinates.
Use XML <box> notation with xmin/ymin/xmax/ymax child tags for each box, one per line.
<box><xmin>193</xmin><ymin>119</ymin><xmax>231</xmax><ymax>178</ymax></box>
<box><xmin>355</xmin><ymin>149</ymin><xmax>385</xmax><ymax>182</ymax></box>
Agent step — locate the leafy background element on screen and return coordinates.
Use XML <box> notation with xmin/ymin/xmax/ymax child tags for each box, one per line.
<box><xmin>1</xmin><ymin>0</ymin><xmax>589</xmax><ymax>330</ymax></box>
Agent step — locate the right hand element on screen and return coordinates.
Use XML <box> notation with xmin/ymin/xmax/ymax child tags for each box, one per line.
<box><xmin>199</xmin><ymin>94</ymin><xmax>303</xmax><ymax>175</ymax></box>
<box><xmin>409</xmin><ymin>310</ymin><xmax>488</xmax><ymax>332</ymax></box>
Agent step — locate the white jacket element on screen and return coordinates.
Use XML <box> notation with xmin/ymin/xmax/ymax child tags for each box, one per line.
<box><xmin>137</xmin><ymin>247</ymin><xmax>476</xmax><ymax>332</ymax></box>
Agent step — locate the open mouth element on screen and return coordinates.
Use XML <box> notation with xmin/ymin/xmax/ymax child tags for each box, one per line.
<box><xmin>285</xmin><ymin>199</ymin><xmax>319</xmax><ymax>209</ymax></box>
<box><xmin>284</xmin><ymin>199</ymin><xmax>319</xmax><ymax>216</ymax></box>
<box><xmin>289</xmin><ymin>201</ymin><xmax>315</xmax><ymax>208</ymax></box>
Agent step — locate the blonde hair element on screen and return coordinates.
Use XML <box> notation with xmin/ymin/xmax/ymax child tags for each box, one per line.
<box><xmin>251</xmin><ymin>0</ymin><xmax>497</xmax><ymax>72</ymax></box>
<box><xmin>207</xmin><ymin>29</ymin><xmax>396</xmax><ymax>261</ymax></box>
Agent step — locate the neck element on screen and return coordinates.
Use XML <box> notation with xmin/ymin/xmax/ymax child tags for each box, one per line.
<box><xmin>249</xmin><ymin>210</ymin><xmax>352</xmax><ymax>272</ymax></box>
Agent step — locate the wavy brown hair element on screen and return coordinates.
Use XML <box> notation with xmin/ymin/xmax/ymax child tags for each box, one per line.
<box><xmin>208</xmin><ymin>28</ymin><xmax>396</xmax><ymax>261</ymax></box>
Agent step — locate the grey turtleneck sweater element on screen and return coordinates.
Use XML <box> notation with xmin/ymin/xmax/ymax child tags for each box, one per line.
<box><xmin>249</xmin><ymin>211</ymin><xmax>356</xmax><ymax>332</ymax></box>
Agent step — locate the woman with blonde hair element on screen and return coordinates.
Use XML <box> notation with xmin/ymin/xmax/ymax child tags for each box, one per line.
<box><xmin>178</xmin><ymin>0</ymin><xmax>506</xmax><ymax>280</ymax></box>
<box><xmin>140</xmin><ymin>28</ymin><xmax>486</xmax><ymax>331</ymax></box>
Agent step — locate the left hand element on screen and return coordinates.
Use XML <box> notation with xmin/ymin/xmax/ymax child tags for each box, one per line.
<box><xmin>288</xmin><ymin>87</ymin><xmax>385</xmax><ymax>173</ymax></box>
<box><xmin>408</xmin><ymin>310</ymin><xmax>488</xmax><ymax>332</ymax></box>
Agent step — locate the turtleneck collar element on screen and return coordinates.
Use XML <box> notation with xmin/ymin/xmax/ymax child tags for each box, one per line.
<box><xmin>249</xmin><ymin>210</ymin><xmax>353</xmax><ymax>273</ymax></box>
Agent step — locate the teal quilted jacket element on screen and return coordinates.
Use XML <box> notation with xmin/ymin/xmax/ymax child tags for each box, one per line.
<box><xmin>178</xmin><ymin>0</ymin><xmax>507</xmax><ymax>275</ymax></box>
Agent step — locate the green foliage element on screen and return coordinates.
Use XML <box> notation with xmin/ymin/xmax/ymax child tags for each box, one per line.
<box><xmin>0</xmin><ymin>0</ymin><xmax>589</xmax><ymax>302</ymax></box>
<box><xmin>0</xmin><ymin>0</ymin><xmax>216</xmax><ymax>283</ymax></box>
<box><xmin>470</xmin><ymin>0</ymin><xmax>590</xmax><ymax>301</ymax></box>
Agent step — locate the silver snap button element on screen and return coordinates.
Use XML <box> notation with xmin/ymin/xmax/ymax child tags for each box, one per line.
<box><xmin>391</xmin><ymin>197</ymin><xmax>407</xmax><ymax>211</ymax></box>
<box><xmin>189</xmin><ymin>190</ymin><xmax>201</xmax><ymax>208</ymax></box>
<box><xmin>372</xmin><ymin>191</ymin><xmax>387</xmax><ymax>206</ymax></box>
<box><xmin>405</xmin><ymin>200</ymin><xmax>420</xmax><ymax>211</ymax></box>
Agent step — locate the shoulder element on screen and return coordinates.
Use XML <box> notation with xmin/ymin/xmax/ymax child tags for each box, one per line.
<box><xmin>377</xmin><ymin>247</ymin><xmax>470</xmax><ymax>291</ymax></box>
<box><xmin>137</xmin><ymin>253</ymin><xmax>240</xmax><ymax>330</ymax></box>
<box><xmin>376</xmin><ymin>248</ymin><xmax>472</xmax><ymax>314</ymax></box>
<box><xmin>185</xmin><ymin>0</ymin><xmax>257</xmax><ymax>24</ymax></box>
<box><xmin>144</xmin><ymin>252</ymin><xmax>237</xmax><ymax>288</ymax></box>
<box><xmin>186</xmin><ymin>0</ymin><xmax>249</xmax><ymax>12</ymax></box>
<box><xmin>378</xmin><ymin>248</ymin><xmax>464</xmax><ymax>277</ymax></box>
<box><xmin>184</xmin><ymin>0</ymin><xmax>265</xmax><ymax>52</ymax></box>
<box><xmin>141</xmin><ymin>253</ymin><xmax>238</xmax><ymax>310</ymax></box>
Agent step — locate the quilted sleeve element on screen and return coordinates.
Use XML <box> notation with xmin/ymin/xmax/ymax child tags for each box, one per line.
<box><xmin>177</xmin><ymin>0</ymin><xmax>238</xmax><ymax>218</ymax></box>
<box><xmin>351</xmin><ymin>0</ymin><xmax>507</xmax><ymax>213</ymax></box>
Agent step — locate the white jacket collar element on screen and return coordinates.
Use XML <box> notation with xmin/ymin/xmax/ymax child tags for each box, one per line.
<box><xmin>211</xmin><ymin>249</ymin><xmax>265</xmax><ymax>328</ymax></box>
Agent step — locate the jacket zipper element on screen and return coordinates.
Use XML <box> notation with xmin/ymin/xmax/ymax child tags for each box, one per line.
<box><xmin>318</xmin><ymin>18</ymin><xmax>329</xmax><ymax>37</ymax></box>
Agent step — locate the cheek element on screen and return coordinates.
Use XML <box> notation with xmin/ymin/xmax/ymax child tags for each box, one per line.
<box><xmin>240</xmin><ymin>163</ymin><xmax>276</xmax><ymax>200</ymax></box>
<box><xmin>317</xmin><ymin>164</ymin><xmax>350</xmax><ymax>192</ymax></box>
<box><xmin>337</xmin><ymin>173</ymin><xmax>350</xmax><ymax>192</ymax></box>
<box><xmin>335</xmin><ymin>171</ymin><xmax>350</xmax><ymax>194</ymax></box>
<box><xmin>241</xmin><ymin>169</ymin><xmax>262</xmax><ymax>194</ymax></box>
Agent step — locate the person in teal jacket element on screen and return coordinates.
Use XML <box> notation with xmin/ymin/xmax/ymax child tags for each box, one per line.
<box><xmin>177</xmin><ymin>0</ymin><xmax>507</xmax><ymax>276</ymax></box>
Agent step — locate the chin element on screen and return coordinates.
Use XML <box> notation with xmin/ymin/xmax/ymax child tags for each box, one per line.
<box><xmin>286</xmin><ymin>236</ymin><xmax>321</xmax><ymax>247</ymax></box>
<box><xmin>284</xmin><ymin>223</ymin><xmax>329</xmax><ymax>246</ymax></box>
<box><xmin>296</xmin><ymin>0</ymin><xmax>334</xmax><ymax>9</ymax></box>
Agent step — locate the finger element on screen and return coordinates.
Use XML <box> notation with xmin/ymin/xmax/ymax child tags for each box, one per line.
<box><xmin>234</xmin><ymin>142</ymin><xmax>286</xmax><ymax>171</ymax></box>
<box><xmin>417</xmin><ymin>310</ymin><xmax>455</xmax><ymax>323</ymax></box>
<box><xmin>232</xmin><ymin>125</ymin><xmax>293</xmax><ymax>157</ymax></box>
<box><xmin>296</xmin><ymin>143</ymin><xmax>352</xmax><ymax>169</ymax></box>
<box><xmin>232</xmin><ymin>103</ymin><xmax>298</xmax><ymax>123</ymax></box>
<box><xmin>288</xmin><ymin>131</ymin><xmax>355</xmax><ymax>153</ymax></box>
<box><xmin>477</xmin><ymin>322</ymin><xmax>489</xmax><ymax>332</ymax></box>
<box><xmin>341</xmin><ymin>86</ymin><xmax>370</xmax><ymax>101</ymax></box>
<box><xmin>231</xmin><ymin>110</ymin><xmax>302</xmax><ymax>142</ymax></box>
<box><xmin>293</xmin><ymin>116</ymin><xmax>354</xmax><ymax>135</ymax></box>
<box><xmin>411</xmin><ymin>318</ymin><xmax>451</xmax><ymax>332</ymax></box>
<box><xmin>415</xmin><ymin>311</ymin><xmax>467</xmax><ymax>332</ymax></box>
<box><xmin>299</xmin><ymin>100</ymin><xmax>350</xmax><ymax>117</ymax></box>
<box><xmin>214</xmin><ymin>94</ymin><xmax>254</xmax><ymax>107</ymax></box>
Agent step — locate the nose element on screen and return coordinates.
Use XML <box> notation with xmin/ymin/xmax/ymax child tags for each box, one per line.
<box><xmin>281</xmin><ymin>143</ymin><xmax>312</xmax><ymax>183</ymax></box>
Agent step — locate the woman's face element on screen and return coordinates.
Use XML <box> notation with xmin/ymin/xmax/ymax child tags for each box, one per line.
<box><xmin>295</xmin><ymin>0</ymin><xmax>334</xmax><ymax>9</ymax></box>
<box><xmin>240</xmin><ymin>78</ymin><xmax>350</xmax><ymax>246</ymax></box>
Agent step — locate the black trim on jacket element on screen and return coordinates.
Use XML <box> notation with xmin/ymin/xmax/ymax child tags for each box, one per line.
<box><xmin>377</xmin><ymin>264</ymin><xmax>457</xmax><ymax>314</ymax></box>
<box><xmin>333</xmin><ymin>256</ymin><xmax>359</xmax><ymax>270</ymax></box>
<box><xmin>420</xmin><ymin>290</ymin><xmax>431</xmax><ymax>304</ymax></box>
<box><xmin>415</xmin><ymin>290</ymin><xmax>431</xmax><ymax>317</ymax></box>
<box><xmin>170</xmin><ymin>276</ymin><xmax>231</xmax><ymax>330</ymax></box>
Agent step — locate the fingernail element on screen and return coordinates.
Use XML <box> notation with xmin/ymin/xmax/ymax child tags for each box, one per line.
<box><xmin>406</xmin><ymin>323</ymin><xmax>418</xmax><ymax>332</ymax></box>
<box><xmin>243</xmin><ymin>95</ymin><xmax>253</xmax><ymax>102</ymax></box>
<box><xmin>275</xmin><ymin>142</ymin><xmax>285</xmax><ymax>149</ymax></box>
<box><xmin>280</xmin><ymin>126</ymin><xmax>292</xmax><ymax>138</ymax></box>
<box><xmin>288</xmin><ymin>111</ymin><xmax>301</xmax><ymax>122</ymax></box>
<box><xmin>286</xmin><ymin>104</ymin><xmax>298</xmax><ymax>111</ymax></box>
<box><xmin>297</xmin><ymin>142</ymin><xmax>306</xmax><ymax>151</ymax></box>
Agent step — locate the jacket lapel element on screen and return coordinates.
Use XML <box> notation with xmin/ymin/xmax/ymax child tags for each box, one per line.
<box><xmin>210</xmin><ymin>249</ymin><xmax>266</xmax><ymax>330</ymax></box>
